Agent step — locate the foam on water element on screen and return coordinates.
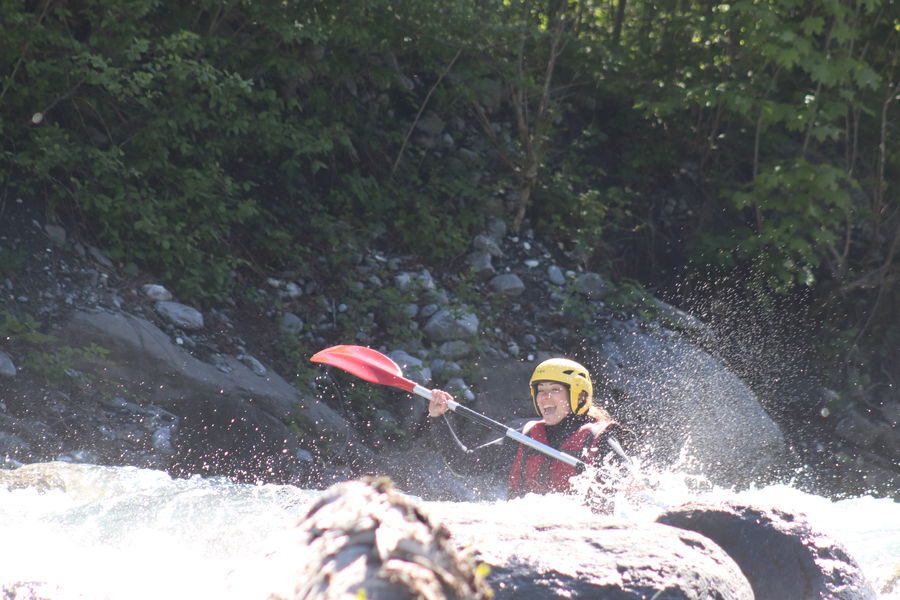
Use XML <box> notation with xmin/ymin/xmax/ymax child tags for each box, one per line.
<box><xmin>0</xmin><ymin>462</ymin><xmax>897</xmax><ymax>598</ymax></box>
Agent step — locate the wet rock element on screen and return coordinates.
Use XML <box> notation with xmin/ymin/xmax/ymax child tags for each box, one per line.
<box><xmin>436</xmin><ymin>511</ymin><xmax>753</xmax><ymax>599</ymax></box>
<box><xmin>835</xmin><ymin>407</ymin><xmax>888</xmax><ymax>452</ymax></box>
<box><xmin>155</xmin><ymin>301</ymin><xmax>204</xmax><ymax>331</ymax></box>
<box><xmin>469</xmin><ymin>357</ymin><xmax>538</xmax><ymax>422</ymax></box>
<box><xmin>278</xmin><ymin>478</ymin><xmax>491</xmax><ymax>600</ymax></box>
<box><xmin>653</xmin><ymin>298</ymin><xmax>708</xmax><ymax>335</ymax></box>
<box><xmin>658</xmin><ymin>501</ymin><xmax>877</xmax><ymax>599</ymax></box>
<box><xmin>0</xmin><ymin>351</ymin><xmax>16</xmax><ymax>378</ymax></box>
<box><xmin>444</xmin><ymin>378</ymin><xmax>475</xmax><ymax>402</ymax></box>
<box><xmin>573</xmin><ymin>272</ymin><xmax>609</xmax><ymax>299</ymax></box>
<box><xmin>596</xmin><ymin>328</ymin><xmax>786</xmax><ymax>487</ymax></box>
<box><xmin>430</xmin><ymin>359</ymin><xmax>462</xmax><ymax>380</ymax></box>
<box><xmin>60</xmin><ymin>309</ymin><xmax>363</xmax><ymax>483</ymax></box>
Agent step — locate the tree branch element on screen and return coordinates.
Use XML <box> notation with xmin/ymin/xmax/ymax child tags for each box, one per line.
<box><xmin>390</xmin><ymin>48</ymin><xmax>462</xmax><ymax>176</ymax></box>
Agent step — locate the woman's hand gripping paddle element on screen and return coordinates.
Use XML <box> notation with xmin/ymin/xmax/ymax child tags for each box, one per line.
<box><xmin>310</xmin><ymin>344</ymin><xmax>588</xmax><ymax>472</ymax></box>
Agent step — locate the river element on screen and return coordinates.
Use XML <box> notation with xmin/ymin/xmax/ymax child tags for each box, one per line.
<box><xmin>1</xmin><ymin>461</ymin><xmax>897</xmax><ymax>598</ymax></box>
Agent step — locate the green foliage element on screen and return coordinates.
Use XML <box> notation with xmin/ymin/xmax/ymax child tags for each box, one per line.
<box><xmin>0</xmin><ymin>0</ymin><xmax>489</xmax><ymax>301</ymax></box>
<box><xmin>0</xmin><ymin>308</ymin><xmax>109</xmax><ymax>386</ymax></box>
<box><xmin>0</xmin><ymin>309</ymin><xmax>54</xmax><ymax>345</ymax></box>
<box><xmin>22</xmin><ymin>343</ymin><xmax>110</xmax><ymax>385</ymax></box>
<box><xmin>603</xmin><ymin>279</ymin><xmax>656</xmax><ymax>319</ymax></box>
<box><xmin>697</xmin><ymin>160</ymin><xmax>854</xmax><ymax>289</ymax></box>
<box><xmin>1</xmin><ymin>0</ymin><xmax>897</xmax><ymax>398</ymax></box>
<box><xmin>0</xmin><ymin>248</ymin><xmax>25</xmax><ymax>280</ymax></box>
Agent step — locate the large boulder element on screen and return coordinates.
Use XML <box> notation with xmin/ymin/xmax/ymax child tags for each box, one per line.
<box><xmin>597</xmin><ymin>327</ymin><xmax>787</xmax><ymax>486</ymax></box>
<box><xmin>657</xmin><ymin>501</ymin><xmax>877</xmax><ymax>599</ymax></box>
<box><xmin>286</xmin><ymin>480</ymin><xmax>753</xmax><ymax>599</ymax></box>
<box><xmin>275</xmin><ymin>478</ymin><xmax>492</xmax><ymax>600</ymax></box>
<box><xmin>461</xmin><ymin>519</ymin><xmax>753</xmax><ymax>599</ymax></box>
<box><xmin>59</xmin><ymin>309</ymin><xmax>367</xmax><ymax>484</ymax></box>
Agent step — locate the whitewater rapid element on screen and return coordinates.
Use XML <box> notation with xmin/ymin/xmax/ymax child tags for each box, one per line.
<box><xmin>0</xmin><ymin>462</ymin><xmax>897</xmax><ymax>599</ymax></box>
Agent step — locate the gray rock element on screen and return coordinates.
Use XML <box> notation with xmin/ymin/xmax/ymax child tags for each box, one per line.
<box><xmin>433</xmin><ymin>507</ymin><xmax>754</xmax><ymax>600</ymax></box>
<box><xmin>597</xmin><ymin>328</ymin><xmax>787</xmax><ymax>487</ymax></box>
<box><xmin>142</xmin><ymin>284</ymin><xmax>173</xmax><ymax>301</ymax></box>
<box><xmin>280</xmin><ymin>312</ymin><xmax>304</xmax><ymax>337</ymax></box>
<box><xmin>394</xmin><ymin>272</ymin><xmax>413</xmax><ymax>291</ymax></box>
<box><xmin>547</xmin><ymin>265</ymin><xmax>566</xmax><ymax>286</ymax></box>
<box><xmin>472</xmin><ymin>77</ymin><xmax>503</xmax><ymax>111</ymax></box>
<box><xmin>445</xmin><ymin>377</ymin><xmax>475</xmax><ymax>402</ymax></box>
<box><xmin>419</xmin><ymin>304</ymin><xmax>440</xmax><ymax>319</ymax></box>
<box><xmin>653</xmin><ymin>299</ymin><xmax>708</xmax><ymax>334</ymax></box>
<box><xmin>573</xmin><ymin>272</ymin><xmax>609</xmax><ymax>299</ymax></box>
<box><xmin>0</xmin><ymin>351</ymin><xmax>16</xmax><ymax>378</ymax></box>
<box><xmin>835</xmin><ymin>408</ymin><xmax>900</xmax><ymax>463</ymax></box>
<box><xmin>424</xmin><ymin>287</ymin><xmax>450</xmax><ymax>306</ymax></box>
<box><xmin>155</xmin><ymin>301</ymin><xmax>204</xmax><ymax>331</ymax></box>
<box><xmin>473</xmin><ymin>234</ymin><xmax>504</xmax><ymax>258</ymax></box>
<box><xmin>835</xmin><ymin>407</ymin><xmax>879</xmax><ymax>449</ymax></box>
<box><xmin>288</xmin><ymin>479</ymin><xmax>491</xmax><ymax>600</ymax></box>
<box><xmin>417</xmin><ymin>269</ymin><xmax>437</xmax><ymax>291</ymax></box>
<box><xmin>238</xmin><ymin>354</ymin><xmax>268</xmax><ymax>377</ymax></box>
<box><xmin>658</xmin><ymin>501</ymin><xmax>876</xmax><ymax>600</ymax></box>
<box><xmin>490</xmin><ymin>273</ymin><xmax>525</xmax><ymax>297</ymax></box>
<box><xmin>415</xmin><ymin>111</ymin><xmax>445</xmax><ymax>137</ymax></box>
<box><xmin>466</xmin><ymin>251</ymin><xmax>495</xmax><ymax>280</ymax></box>
<box><xmin>284</xmin><ymin>282</ymin><xmax>303</xmax><ymax>298</ymax></box>
<box><xmin>486</xmin><ymin>217</ymin><xmax>507</xmax><ymax>241</ymax></box>
<box><xmin>61</xmin><ymin>309</ymin><xmax>363</xmax><ymax>483</ymax></box>
<box><xmin>423</xmin><ymin>309</ymin><xmax>480</xmax><ymax>342</ymax></box>
<box><xmin>88</xmin><ymin>246</ymin><xmax>114</xmax><ymax>268</ymax></box>
<box><xmin>388</xmin><ymin>350</ymin><xmax>432</xmax><ymax>386</ymax></box>
<box><xmin>431</xmin><ymin>359</ymin><xmax>462</xmax><ymax>380</ymax></box>
<box><xmin>438</xmin><ymin>340</ymin><xmax>471</xmax><ymax>359</ymax></box>
<box><xmin>44</xmin><ymin>224</ymin><xmax>66</xmax><ymax>245</ymax></box>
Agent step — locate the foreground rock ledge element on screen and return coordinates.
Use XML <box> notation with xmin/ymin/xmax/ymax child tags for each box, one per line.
<box><xmin>658</xmin><ymin>502</ymin><xmax>877</xmax><ymax>600</ymax></box>
<box><xmin>275</xmin><ymin>478</ymin><xmax>492</xmax><ymax>600</ymax></box>
<box><xmin>280</xmin><ymin>479</ymin><xmax>752</xmax><ymax>599</ymax></box>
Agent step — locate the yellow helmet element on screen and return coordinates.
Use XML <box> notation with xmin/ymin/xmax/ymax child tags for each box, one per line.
<box><xmin>529</xmin><ymin>358</ymin><xmax>593</xmax><ymax>416</ymax></box>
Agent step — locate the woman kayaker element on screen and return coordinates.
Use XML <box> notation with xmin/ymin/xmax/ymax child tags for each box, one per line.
<box><xmin>427</xmin><ymin>357</ymin><xmax>635</xmax><ymax>497</ymax></box>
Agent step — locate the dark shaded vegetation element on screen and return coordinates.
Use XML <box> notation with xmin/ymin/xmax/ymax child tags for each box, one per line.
<box><xmin>1</xmin><ymin>0</ymin><xmax>897</xmax><ymax>412</ymax></box>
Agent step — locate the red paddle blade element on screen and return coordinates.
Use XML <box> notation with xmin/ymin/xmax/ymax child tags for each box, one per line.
<box><xmin>310</xmin><ymin>345</ymin><xmax>417</xmax><ymax>393</ymax></box>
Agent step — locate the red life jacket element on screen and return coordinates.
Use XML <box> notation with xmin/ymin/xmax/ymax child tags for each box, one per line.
<box><xmin>507</xmin><ymin>418</ymin><xmax>615</xmax><ymax>496</ymax></box>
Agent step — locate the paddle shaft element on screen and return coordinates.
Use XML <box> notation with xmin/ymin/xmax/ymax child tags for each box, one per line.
<box><xmin>409</xmin><ymin>383</ymin><xmax>587</xmax><ymax>473</ymax></box>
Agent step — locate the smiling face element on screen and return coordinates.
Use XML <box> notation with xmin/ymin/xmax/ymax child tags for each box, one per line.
<box><xmin>534</xmin><ymin>381</ymin><xmax>571</xmax><ymax>426</ymax></box>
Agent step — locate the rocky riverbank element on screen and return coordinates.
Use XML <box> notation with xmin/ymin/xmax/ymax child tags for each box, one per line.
<box><xmin>0</xmin><ymin>198</ymin><xmax>897</xmax><ymax>499</ymax></box>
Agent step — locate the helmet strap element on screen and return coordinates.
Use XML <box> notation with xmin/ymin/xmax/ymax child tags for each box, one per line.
<box><xmin>573</xmin><ymin>390</ymin><xmax>589</xmax><ymax>414</ymax></box>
